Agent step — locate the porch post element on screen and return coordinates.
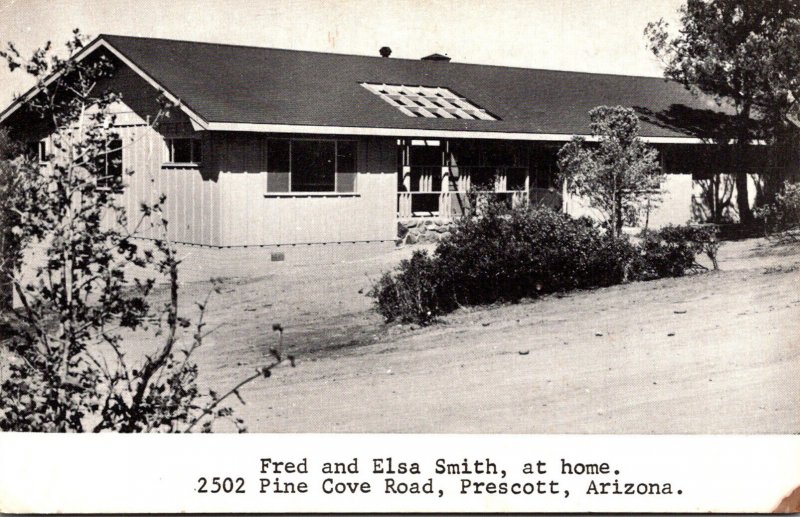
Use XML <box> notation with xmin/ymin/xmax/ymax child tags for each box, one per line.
<box><xmin>402</xmin><ymin>140</ymin><xmax>412</xmax><ymax>191</ymax></box>
<box><xmin>440</xmin><ymin>140</ymin><xmax>450</xmax><ymax>218</ymax></box>
<box><xmin>524</xmin><ymin>165</ymin><xmax>530</xmax><ymax>206</ymax></box>
<box><xmin>398</xmin><ymin>139</ymin><xmax>412</xmax><ymax>218</ymax></box>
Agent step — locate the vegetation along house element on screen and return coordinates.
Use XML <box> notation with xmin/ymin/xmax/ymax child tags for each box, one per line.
<box><xmin>0</xmin><ymin>35</ymin><xmax>777</xmax><ymax>271</ymax></box>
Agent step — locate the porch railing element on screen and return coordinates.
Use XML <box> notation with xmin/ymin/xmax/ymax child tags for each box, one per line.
<box><xmin>397</xmin><ymin>190</ymin><xmax>530</xmax><ymax>219</ymax></box>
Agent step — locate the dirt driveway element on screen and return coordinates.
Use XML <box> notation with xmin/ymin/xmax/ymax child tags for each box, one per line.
<box><xmin>121</xmin><ymin>238</ymin><xmax>800</xmax><ymax>433</ymax></box>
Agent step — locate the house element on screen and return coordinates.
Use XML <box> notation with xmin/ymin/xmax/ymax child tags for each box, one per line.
<box><xmin>0</xmin><ymin>35</ymin><xmax>777</xmax><ymax>272</ymax></box>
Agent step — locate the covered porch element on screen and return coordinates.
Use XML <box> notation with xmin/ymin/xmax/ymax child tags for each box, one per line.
<box><xmin>396</xmin><ymin>138</ymin><xmax>563</xmax><ymax>219</ymax></box>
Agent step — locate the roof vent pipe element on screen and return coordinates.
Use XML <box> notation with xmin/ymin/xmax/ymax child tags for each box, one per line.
<box><xmin>379</xmin><ymin>46</ymin><xmax>392</xmax><ymax>58</ymax></box>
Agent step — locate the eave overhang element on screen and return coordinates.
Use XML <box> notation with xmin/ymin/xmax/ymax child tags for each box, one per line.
<box><xmin>202</xmin><ymin>122</ymin><xmax>710</xmax><ymax>144</ymax></box>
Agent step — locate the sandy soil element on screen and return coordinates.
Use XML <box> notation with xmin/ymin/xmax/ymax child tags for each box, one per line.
<box><xmin>5</xmin><ymin>238</ymin><xmax>798</xmax><ymax>433</ymax></box>
<box><xmin>140</xmin><ymin>237</ymin><xmax>798</xmax><ymax>434</ymax></box>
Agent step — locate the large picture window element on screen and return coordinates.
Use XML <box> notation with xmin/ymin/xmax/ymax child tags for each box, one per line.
<box><xmin>292</xmin><ymin>140</ymin><xmax>335</xmax><ymax>191</ymax></box>
<box><xmin>266</xmin><ymin>139</ymin><xmax>357</xmax><ymax>193</ymax></box>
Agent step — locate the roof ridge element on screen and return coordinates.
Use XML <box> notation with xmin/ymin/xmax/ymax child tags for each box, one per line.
<box><xmin>98</xmin><ymin>33</ymin><xmax>672</xmax><ymax>81</ymax></box>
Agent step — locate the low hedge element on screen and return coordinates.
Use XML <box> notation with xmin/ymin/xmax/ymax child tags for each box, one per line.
<box><xmin>371</xmin><ymin>205</ymin><xmax>718</xmax><ymax>324</ymax></box>
<box><xmin>638</xmin><ymin>224</ymin><xmax>720</xmax><ymax>277</ymax></box>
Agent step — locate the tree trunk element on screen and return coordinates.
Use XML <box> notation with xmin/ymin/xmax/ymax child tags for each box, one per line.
<box><xmin>735</xmin><ymin>107</ymin><xmax>754</xmax><ymax>224</ymax></box>
<box><xmin>0</xmin><ymin>226</ymin><xmax>12</xmax><ymax>313</ymax></box>
<box><xmin>0</xmin><ymin>277</ymin><xmax>11</xmax><ymax>313</ymax></box>
<box><xmin>734</xmin><ymin>167</ymin><xmax>752</xmax><ymax>224</ymax></box>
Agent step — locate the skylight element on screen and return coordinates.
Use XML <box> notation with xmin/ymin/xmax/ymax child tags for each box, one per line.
<box><xmin>361</xmin><ymin>83</ymin><xmax>498</xmax><ymax>121</ymax></box>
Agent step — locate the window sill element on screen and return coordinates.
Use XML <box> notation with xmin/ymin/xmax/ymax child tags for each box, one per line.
<box><xmin>162</xmin><ymin>162</ymin><xmax>201</xmax><ymax>168</ymax></box>
<box><xmin>264</xmin><ymin>192</ymin><xmax>360</xmax><ymax>198</ymax></box>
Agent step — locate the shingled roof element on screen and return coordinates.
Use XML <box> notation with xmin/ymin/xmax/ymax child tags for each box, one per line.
<box><xmin>4</xmin><ymin>34</ymin><xmax>738</xmax><ymax>141</ymax></box>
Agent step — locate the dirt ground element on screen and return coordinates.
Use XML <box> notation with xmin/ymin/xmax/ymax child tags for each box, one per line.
<box><xmin>132</xmin><ymin>236</ymin><xmax>798</xmax><ymax>434</ymax></box>
<box><xmin>5</xmin><ymin>237</ymin><xmax>798</xmax><ymax>433</ymax></box>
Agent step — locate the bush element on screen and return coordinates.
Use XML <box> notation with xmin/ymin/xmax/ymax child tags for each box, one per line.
<box><xmin>755</xmin><ymin>181</ymin><xmax>800</xmax><ymax>240</ymax></box>
<box><xmin>638</xmin><ymin>224</ymin><xmax>720</xmax><ymax>278</ymax></box>
<box><xmin>434</xmin><ymin>205</ymin><xmax>639</xmax><ymax>304</ymax></box>
<box><xmin>370</xmin><ymin>250</ymin><xmax>447</xmax><ymax>325</ymax></box>
<box><xmin>372</xmin><ymin>206</ymin><xmax>641</xmax><ymax>324</ymax></box>
<box><xmin>372</xmin><ymin>208</ymin><xmax>719</xmax><ymax>325</ymax></box>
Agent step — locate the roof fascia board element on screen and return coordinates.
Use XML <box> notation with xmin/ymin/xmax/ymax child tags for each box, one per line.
<box><xmin>0</xmin><ymin>37</ymin><xmax>113</xmax><ymax>124</ymax></box>
<box><xmin>0</xmin><ymin>37</ymin><xmax>209</xmax><ymax>129</ymax></box>
<box><xmin>98</xmin><ymin>39</ymin><xmax>208</xmax><ymax>129</ymax></box>
<box><xmin>204</xmin><ymin>122</ymin><xmax>709</xmax><ymax>144</ymax></box>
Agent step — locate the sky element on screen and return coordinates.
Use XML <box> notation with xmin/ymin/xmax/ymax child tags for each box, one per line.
<box><xmin>0</xmin><ymin>0</ymin><xmax>684</xmax><ymax>106</ymax></box>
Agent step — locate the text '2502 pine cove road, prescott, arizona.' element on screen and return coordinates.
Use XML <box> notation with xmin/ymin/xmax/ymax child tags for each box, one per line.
<box><xmin>208</xmin><ymin>457</ymin><xmax>683</xmax><ymax>498</ymax></box>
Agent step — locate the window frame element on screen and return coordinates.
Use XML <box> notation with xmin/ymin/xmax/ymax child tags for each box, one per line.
<box><xmin>37</xmin><ymin>140</ymin><xmax>48</xmax><ymax>163</ymax></box>
<box><xmin>26</xmin><ymin>138</ymin><xmax>49</xmax><ymax>164</ymax></box>
<box><xmin>265</xmin><ymin>137</ymin><xmax>358</xmax><ymax>194</ymax></box>
<box><xmin>95</xmin><ymin>137</ymin><xmax>124</xmax><ymax>191</ymax></box>
<box><xmin>164</xmin><ymin>136</ymin><xmax>202</xmax><ymax>166</ymax></box>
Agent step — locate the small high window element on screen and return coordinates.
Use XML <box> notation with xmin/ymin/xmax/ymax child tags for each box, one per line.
<box><xmin>166</xmin><ymin>137</ymin><xmax>202</xmax><ymax>164</ymax></box>
<box><xmin>95</xmin><ymin>138</ymin><xmax>123</xmax><ymax>189</ymax></box>
<box><xmin>361</xmin><ymin>83</ymin><xmax>498</xmax><ymax>121</ymax></box>
<box><xmin>26</xmin><ymin>139</ymin><xmax>48</xmax><ymax>163</ymax></box>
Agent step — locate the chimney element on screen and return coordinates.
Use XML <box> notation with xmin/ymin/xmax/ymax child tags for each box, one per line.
<box><xmin>379</xmin><ymin>46</ymin><xmax>392</xmax><ymax>58</ymax></box>
<box><xmin>421</xmin><ymin>53</ymin><xmax>451</xmax><ymax>62</ymax></box>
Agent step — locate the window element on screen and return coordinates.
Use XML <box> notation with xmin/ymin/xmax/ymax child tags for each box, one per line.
<box><xmin>266</xmin><ymin>139</ymin><xmax>357</xmax><ymax>193</ymax></box>
<box><xmin>335</xmin><ymin>140</ymin><xmax>357</xmax><ymax>192</ymax></box>
<box><xmin>95</xmin><ymin>138</ymin><xmax>123</xmax><ymax>189</ymax></box>
<box><xmin>336</xmin><ymin>140</ymin><xmax>356</xmax><ymax>173</ymax></box>
<box><xmin>25</xmin><ymin>139</ymin><xmax>48</xmax><ymax>163</ymax></box>
<box><xmin>292</xmin><ymin>140</ymin><xmax>335</xmax><ymax>191</ymax></box>
<box><xmin>361</xmin><ymin>83</ymin><xmax>498</xmax><ymax>121</ymax></box>
<box><xmin>166</xmin><ymin>137</ymin><xmax>202</xmax><ymax>164</ymax></box>
<box><xmin>266</xmin><ymin>139</ymin><xmax>291</xmax><ymax>192</ymax></box>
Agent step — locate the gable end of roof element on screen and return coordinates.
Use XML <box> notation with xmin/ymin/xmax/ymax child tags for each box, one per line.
<box><xmin>0</xmin><ymin>36</ymin><xmax>209</xmax><ymax>129</ymax></box>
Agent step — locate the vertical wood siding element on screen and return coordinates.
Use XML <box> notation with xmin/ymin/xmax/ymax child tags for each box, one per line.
<box><xmin>32</xmin><ymin>63</ymin><xmax>398</xmax><ymax>248</ymax></box>
<box><xmin>88</xmin><ymin>65</ymin><xmax>225</xmax><ymax>246</ymax></box>
<box><xmin>215</xmin><ymin>134</ymin><xmax>397</xmax><ymax>246</ymax></box>
<box><xmin>111</xmin><ymin>109</ymin><xmax>223</xmax><ymax>245</ymax></box>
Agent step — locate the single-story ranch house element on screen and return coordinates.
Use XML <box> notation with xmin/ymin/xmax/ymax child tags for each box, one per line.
<box><xmin>0</xmin><ymin>35</ymin><xmax>782</xmax><ymax>273</ymax></box>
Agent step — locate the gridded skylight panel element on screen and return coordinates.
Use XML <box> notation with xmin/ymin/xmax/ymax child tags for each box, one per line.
<box><xmin>469</xmin><ymin>109</ymin><xmax>497</xmax><ymax>121</ymax></box>
<box><xmin>362</xmin><ymin>83</ymin><xmax>498</xmax><ymax>121</ymax></box>
<box><xmin>450</xmin><ymin>97</ymin><xmax>475</xmax><ymax>110</ymax></box>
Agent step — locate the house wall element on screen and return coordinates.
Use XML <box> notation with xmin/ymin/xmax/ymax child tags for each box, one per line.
<box><xmin>28</xmin><ymin>64</ymin><xmax>227</xmax><ymax>247</ymax></box>
<box><xmin>17</xmin><ymin>58</ymin><xmax>398</xmax><ymax>249</ymax></box>
<box><xmin>97</xmin><ymin>66</ymin><xmax>397</xmax><ymax>247</ymax></box>
<box><xmin>563</xmin><ymin>143</ymin><xmax>772</xmax><ymax>229</ymax></box>
<box><xmin>209</xmin><ymin>133</ymin><xmax>397</xmax><ymax>246</ymax></box>
<box><xmin>690</xmin><ymin>173</ymin><xmax>761</xmax><ymax>224</ymax></box>
<box><xmin>104</xmin><ymin>107</ymin><xmax>223</xmax><ymax>246</ymax></box>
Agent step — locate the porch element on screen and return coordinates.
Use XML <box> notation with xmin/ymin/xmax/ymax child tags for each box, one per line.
<box><xmin>395</xmin><ymin>138</ymin><xmax>562</xmax><ymax>219</ymax></box>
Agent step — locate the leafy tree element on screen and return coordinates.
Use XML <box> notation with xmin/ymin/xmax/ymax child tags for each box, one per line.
<box><xmin>754</xmin><ymin>180</ymin><xmax>800</xmax><ymax>240</ymax></box>
<box><xmin>557</xmin><ymin>106</ymin><xmax>663</xmax><ymax>239</ymax></box>
<box><xmin>0</xmin><ymin>30</ymin><xmax>292</xmax><ymax>432</ymax></box>
<box><xmin>645</xmin><ymin>0</ymin><xmax>800</xmax><ymax>222</ymax></box>
<box><xmin>0</xmin><ymin>128</ymin><xmax>24</xmax><ymax>312</ymax></box>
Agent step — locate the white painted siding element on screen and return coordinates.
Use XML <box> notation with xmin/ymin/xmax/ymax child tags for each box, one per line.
<box><xmin>215</xmin><ymin>135</ymin><xmax>397</xmax><ymax>246</ymax></box>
